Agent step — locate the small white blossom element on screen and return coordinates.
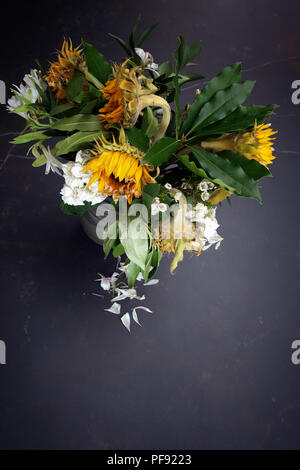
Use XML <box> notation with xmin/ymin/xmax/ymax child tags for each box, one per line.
<box><xmin>164</xmin><ymin>183</ymin><xmax>172</xmax><ymax>190</ymax></box>
<box><xmin>151</xmin><ymin>198</ymin><xmax>168</xmax><ymax>215</ymax></box>
<box><xmin>43</xmin><ymin>147</ymin><xmax>63</xmax><ymax>176</ymax></box>
<box><xmin>198</xmin><ymin>181</ymin><xmax>209</xmax><ymax>192</ymax></box>
<box><xmin>201</xmin><ymin>191</ymin><xmax>210</xmax><ymax>202</ymax></box>
<box><xmin>134</xmin><ymin>48</ymin><xmax>159</xmax><ymax>76</ymax></box>
<box><xmin>7</xmin><ymin>69</ymin><xmax>46</xmax><ymax>119</ymax></box>
<box><xmin>174</xmin><ymin>191</ymin><xmax>182</xmax><ymax>202</ymax></box>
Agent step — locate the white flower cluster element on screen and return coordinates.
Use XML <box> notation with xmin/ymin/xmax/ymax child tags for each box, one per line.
<box><xmin>197</xmin><ymin>180</ymin><xmax>215</xmax><ymax>201</ymax></box>
<box><xmin>151</xmin><ymin>197</ymin><xmax>168</xmax><ymax>215</ymax></box>
<box><xmin>60</xmin><ymin>151</ymin><xmax>107</xmax><ymax>206</ymax></box>
<box><xmin>7</xmin><ymin>69</ymin><xmax>46</xmax><ymax>119</ymax></box>
<box><xmin>185</xmin><ymin>202</ymin><xmax>223</xmax><ymax>252</ymax></box>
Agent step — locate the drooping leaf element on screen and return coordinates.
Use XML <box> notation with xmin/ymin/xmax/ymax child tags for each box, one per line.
<box><xmin>142</xmin><ymin>137</ymin><xmax>179</xmax><ymax>166</ymax></box>
<box><xmin>120</xmin><ymin>218</ymin><xmax>149</xmax><ymax>270</ymax></box>
<box><xmin>83</xmin><ymin>41</ymin><xmax>112</xmax><ymax>85</ymax></box>
<box><xmin>190</xmin><ymin>146</ymin><xmax>262</xmax><ymax>203</ymax></box>
<box><xmin>51</xmin><ymin>114</ymin><xmax>102</xmax><ymax>132</ymax></box>
<box><xmin>180</xmin><ymin>62</ymin><xmax>242</xmax><ymax>136</ymax></box>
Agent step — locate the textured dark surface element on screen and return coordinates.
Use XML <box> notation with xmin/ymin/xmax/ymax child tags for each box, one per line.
<box><xmin>0</xmin><ymin>0</ymin><xmax>300</xmax><ymax>450</ymax></box>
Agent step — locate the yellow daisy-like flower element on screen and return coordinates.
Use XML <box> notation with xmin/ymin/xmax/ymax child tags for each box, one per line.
<box><xmin>99</xmin><ymin>61</ymin><xmax>171</xmax><ymax>142</ymax></box>
<box><xmin>201</xmin><ymin>121</ymin><xmax>277</xmax><ymax>167</ymax></box>
<box><xmin>45</xmin><ymin>39</ymin><xmax>84</xmax><ymax>102</ymax></box>
<box><xmin>82</xmin><ymin>128</ymin><xmax>156</xmax><ymax>204</ymax></box>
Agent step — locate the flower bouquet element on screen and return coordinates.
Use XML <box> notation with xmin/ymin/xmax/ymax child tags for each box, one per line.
<box><xmin>8</xmin><ymin>19</ymin><xmax>278</xmax><ymax>331</ymax></box>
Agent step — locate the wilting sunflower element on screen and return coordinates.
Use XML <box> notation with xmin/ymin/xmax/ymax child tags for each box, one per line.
<box><xmin>99</xmin><ymin>61</ymin><xmax>171</xmax><ymax>141</ymax></box>
<box><xmin>82</xmin><ymin>128</ymin><xmax>157</xmax><ymax>204</ymax></box>
<box><xmin>201</xmin><ymin>121</ymin><xmax>277</xmax><ymax>167</ymax></box>
<box><xmin>45</xmin><ymin>39</ymin><xmax>84</xmax><ymax>102</ymax></box>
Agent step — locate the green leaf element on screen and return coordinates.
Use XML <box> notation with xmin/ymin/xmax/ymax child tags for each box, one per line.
<box><xmin>137</xmin><ymin>23</ymin><xmax>159</xmax><ymax>47</ymax></box>
<box><xmin>32</xmin><ymin>150</ymin><xmax>47</xmax><ymax>167</ymax></box>
<box><xmin>174</xmin><ymin>36</ymin><xmax>202</xmax><ymax>73</ymax></box>
<box><xmin>129</xmin><ymin>14</ymin><xmax>141</xmax><ymax>50</ymax></box>
<box><xmin>83</xmin><ymin>41</ymin><xmax>112</xmax><ymax>85</ymax></box>
<box><xmin>51</xmin><ymin>114</ymin><xmax>102</xmax><ymax>132</ymax></box>
<box><xmin>113</xmin><ymin>243</ymin><xmax>125</xmax><ymax>258</ymax></box>
<box><xmin>125</xmin><ymin>127</ymin><xmax>149</xmax><ymax>153</ymax></box>
<box><xmin>220</xmin><ymin>151</ymin><xmax>271</xmax><ymax>181</ymax></box>
<box><xmin>190</xmin><ymin>146</ymin><xmax>262</xmax><ymax>202</ymax></box>
<box><xmin>177</xmin><ymin>72</ymin><xmax>204</xmax><ymax>86</ymax></box>
<box><xmin>60</xmin><ymin>201</ymin><xmax>99</xmax><ymax>216</ymax></box>
<box><xmin>180</xmin><ymin>62</ymin><xmax>242</xmax><ymax>136</ymax></box>
<box><xmin>188</xmin><ymin>81</ymin><xmax>255</xmax><ymax>135</ymax></box>
<box><xmin>108</xmin><ymin>33</ymin><xmax>132</xmax><ymax>56</ymax></box>
<box><xmin>54</xmin><ymin>131</ymin><xmax>103</xmax><ymax>156</ymax></box>
<box><xmin>142</xmin><ymin>137</ymin><xmax>179</xmax><ymax>166</ymax></box>
<box><xmin>141</xmin><ymin>107</ymin><xmax>158</xmax><ymax>138</ymax></box>
<box><xmin>120</xmin><ymin>218</ymin><xmax>149</xmax><ymax>270</ymax></box>
<box><xmin>176</xmin><ymin>153</ymin><xmax>212</xmax><ymax>180</ymax></box>
<box><xmin>158</xmin><ymin>61</ymin><xmax>173</xmax><ymax>77</ymax></box>
<box><xmin>126</xmin><ymin>262</ymin><xmax>141</xmax><ymax>288</ymax></box>
<box><xmin>195</xmin><ymin>104</ymin><xmax>278</xmax><ymax>137</ymax></box>
<box><xmin>80</xmin><ymin>99</ymin><xmax>98</xmax><ymax>114</ymax></box>
<box><xmin>66</xmin><ymin>70</ymin><xmax>84</xmax><ymax>101</ymax></box>
<box><xmin>102</xmin><ymin>222</ymin><xmax>118</xmax><ymax>258</ymax></box>
<box><xmin>11</xmin><ymin>131</ymin><xmax>48</xmax><ymax>144</ymax></box>
<box><xmin>50</xmin><ymin>103</ymin><xmax>78</xmax><ymax>116</ymax></box>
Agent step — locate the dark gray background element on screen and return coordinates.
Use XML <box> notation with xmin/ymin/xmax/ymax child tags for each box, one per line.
<box><xmin>0</xmin><ymin>0</ymin><xmax>299</xmax><ymax>450</ymax></box>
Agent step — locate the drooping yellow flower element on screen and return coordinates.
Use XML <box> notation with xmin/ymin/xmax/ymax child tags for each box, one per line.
<box><xmin>99</xmin><ymin>61</ymin><xmax>171</xmax><ymax>142</ymax></box>
<box><xmin>82</xmin><ymin>128</ymin><xmax>156</xmax><ymax>204</ymax></box>
<box><xmin>152</xmin><ymin>194</ymin><xmax>202</xmax><ymax>272</ymax></box>
<box><xmin>45</xmin><ymin>39</ymin><xmax>84</xmax><ymax>102</ymax></box>
<box><xmin>201</xmin><ymin>121</ymin><xmax>277</xmax><ymax>167</ymax></box>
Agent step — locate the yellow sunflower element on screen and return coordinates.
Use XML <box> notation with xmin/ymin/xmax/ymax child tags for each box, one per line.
<box><xmin>201</xmin><ymin>121</ymin><xmax>277</xmax><ymax>167</ymax></box>
<box><xmin>99</xmin><ymin>61</ymin><xmax>171</xmax><ymax>142</ymax></box>
<box><xmin>45</xmin><ymin>39</ymin><xmax>84</xmax><ymax>102</ymax></box>
<box><xmin>82</xmin><ymin>128</ymin><xmax>157</xmax><ymax>204</ymax></box>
